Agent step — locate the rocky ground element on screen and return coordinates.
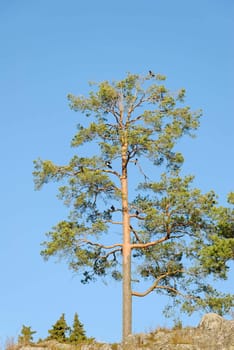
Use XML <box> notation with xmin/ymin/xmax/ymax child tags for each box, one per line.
<box><xmin>15</xmin><ymin>313</ymin><xmax>234</xmax><ymax>350</ymax></box>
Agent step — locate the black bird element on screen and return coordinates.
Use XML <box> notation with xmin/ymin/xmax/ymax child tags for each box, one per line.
<box><xmin>105</xmin><ymin>161</ymin><xmax>112</xmax><ymax>169</ymax></box>
<box><xmin>110</xmin><ymin>205</ymin><xmax>115</xmax><ymax>211</ymax></box>
<box><xmin>149</xmin><ymin>70</ymin><xmax>155</xmax><ymax>77</ymax></box>
<box><xmin>134</xmin><ymin>158</ymin><xmax>138</xmax><ymax>165</ymax></box>
<box><xmin>135</xmin><ymin>210</ymin><xmax>139</xmax><ymax>215</ymax></box>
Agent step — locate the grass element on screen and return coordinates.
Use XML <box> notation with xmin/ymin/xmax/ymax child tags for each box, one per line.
<box><xmin>170</xmin><ymin>331</ymin><xmax>194</xmax><ymax>345</ymax></box>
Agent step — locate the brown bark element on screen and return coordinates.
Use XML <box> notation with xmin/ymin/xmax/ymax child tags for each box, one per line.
<box><xmin>122</xmin><ymin>174</ymin><xmax>131</xmax><ymax>341</ymax></box>
<box><xmin>120</xmin><ymin>120</ymin><xmax>132</xmax><ymax>343</ymax></box>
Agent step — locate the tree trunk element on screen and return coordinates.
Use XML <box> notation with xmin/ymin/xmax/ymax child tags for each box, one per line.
<box><xmin>122</xmin><ymin>188</ymin><xmax>131</xmax><ymax>341</ymax></box>
<box><xmin>121</xmin><ymin>141</ymin><xmax>132</xmax><ymax>343</ymax></box>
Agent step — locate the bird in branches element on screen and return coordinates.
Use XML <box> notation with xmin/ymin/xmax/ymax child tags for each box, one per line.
<box><xmin>105</xmin><ymin>161</ymin><xmax>112</xmax><ymax>169</ymax></box>
<box><xmin>110</xmin><ymin>205</ymin><xmax>115</xmax><ymax>211</ymax></box>
<box><xmin>149</xmin><ymin>70</ymin><xmax>155</xmax><ymax>77</ymax></box>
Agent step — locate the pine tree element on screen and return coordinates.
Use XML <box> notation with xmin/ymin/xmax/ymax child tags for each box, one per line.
<box><xmin>18</xmin><ymin>325</ymin><xmax>36</xmax><ymax>345</ymax></box>
<box><xmin>47</xmin><ymin>313</ymin><xmax>70</xmax><ymax>342</ymax></box>
<box><xmin>34</xmin><ymin>72</ymin><xmax>234</xmax><ymax>343</ymax></box>
<box><xmin>69</xmin><ymin>313</ymin><xmax>87</xmax><ymax>344</ymax></box>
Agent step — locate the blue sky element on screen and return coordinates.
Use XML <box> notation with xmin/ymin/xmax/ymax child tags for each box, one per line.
<box><xmin>0</xmin><ymin>0</ymin><xmax>233</xmax><ymax>345</ymax></box>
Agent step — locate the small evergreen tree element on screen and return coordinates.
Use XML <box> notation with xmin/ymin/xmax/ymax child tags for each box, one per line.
<box><xmin>47</xmin><ymin>313</ymin><xmax>70</xmax><ymax>342</ymax></box>
<box><xmin>18</xmin><ymin>325</ymin><xmax>36</xmax><ymax>345</ymax></box>
<box><xmin>69</xmin><ymin>313</ymin><xmax>87</xmax><ymax>344</ymax></box>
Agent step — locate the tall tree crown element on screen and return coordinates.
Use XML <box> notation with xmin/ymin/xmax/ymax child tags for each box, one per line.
<box><xmin>33</xmin><ymin>72</ymin><xmax>233</xmax><ymax>329</ymax></box>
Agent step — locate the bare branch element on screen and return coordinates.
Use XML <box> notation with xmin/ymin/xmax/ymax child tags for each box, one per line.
<box><xmin>130</xmin><ymin>213</ymin><xmax>145</xmax><ymax>220</ymax></box>
<box><xmin>101</xmin><ymin>169</ymin><xmax>122</xmax><ymax>180</ymax></box>
<box><xmin>132</xmin><ymin>269</ymin><xmax>185</xmax><ymax>297</ymax></box>
<box><xmin>109</xmin><ymin>107</ymin><xmax>121</xmax><ymax>122</ymax></box>
<box><xmin>128</xmin><ymin>114</ymin><xmax>144</xmax><ymax>125</ymax></box>
<box><xmin>101</xmin><ymin>247</ymin><xmax>122</xmax><ymax>259</ymax></box>
<box><xmin>135</xmin><ymin>160</ymin><xmax>150</xmax><ymax>182</ymax></box>
<box><xmin>78</xmin><ymin>239</ymin><xmax>123</xmax><ymax>249</ymax></box>
<box><xmin>103</xmin><ymin>219</ymin><xmax>123</xmax><ymax>225</ymax></box>
<box><xmin>131</xmin><ymin>235</ymin><xmax>169</xmax><ymax>249</ymax></box>
<box><xmin>129</xmin><ymin>225</ymin><xmax>143</xmax><ymax>243</ymax></box>
<box><xmin>128</xmin><ymin>94</ymin><xmax>146</xmax><ymax>118</ymax></box>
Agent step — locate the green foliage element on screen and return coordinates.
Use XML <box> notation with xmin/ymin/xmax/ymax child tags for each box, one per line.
<box><xmin>34</xmin><ymin>72</ymin><xmax>233</xmax><ymax>322</ymax></box>
<box><xmin>172</xmin><ymin>319</ymin><xmax>183</xmax><ymax>330</ymax></box>
<box><xmin>18</xmin><ymin>325</ymin><xmax>36</xmax><ymax>345</ymax></box>
<box><xmin>69</xmin><ymin>312</ymin><xmax>87</xmax><ymax>344</ymax></box>
<box><xmin>227</xmin><ymin>192</ymin><xmax>234</xmax><ymax>205</ymax></box>
<box><xmin>45</xmin><ymin>312</ymin><xmax>88</xmax><ymax>345</ymax></box>
<box><xmin>47</xmin><ymin>313</ymin><xmax>70</xmax><ymax>343</ymax></box>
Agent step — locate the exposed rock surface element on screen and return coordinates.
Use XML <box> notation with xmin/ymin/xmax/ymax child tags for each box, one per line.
<box><xmin>17</xmin><ymin>314</ymin><xmax>234</xmax><ymax>350</ymax></box>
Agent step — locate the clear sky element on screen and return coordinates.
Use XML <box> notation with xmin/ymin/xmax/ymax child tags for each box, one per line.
<box><xmin>0</xmin><ymin>0</ymin><xmax>233</xmax><ymax>345</ymax></box>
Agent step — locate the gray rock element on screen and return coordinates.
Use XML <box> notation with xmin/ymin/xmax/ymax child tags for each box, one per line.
<box><xmin>199</xmin><ymin>312</ymin><xmax>225</xmax><ymax>331</ymax></box>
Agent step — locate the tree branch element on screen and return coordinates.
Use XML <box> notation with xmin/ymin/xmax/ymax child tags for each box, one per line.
<box><xmin>101</xmin><ymin>247</ymin><xmax>122</xmax><ymax>259</ymax></box>
<box><xmin>102</xmin><ymin>169</ymin><xmax>121</xmax><ymax>180</ymax></box>
<box><xmin>135</xmin><ymin>160</ymin><xmax>150</xmax><ymax>182</ymax></box>
<box><xmin>130</xmin><ymin>213</ymin><xmax>145</xmax><ymax>220</ymax></box>
<box><xmin>131</xmin><ymin>235</ymin><xmax>169</xmax><ymax>249</ymax></box>
<box><xmin>132</xmin><ymin>269</ymin><xmax>185</xmax><ymax>297</ymax></box>
<box><xmin>129</xmin><ymin>225</ymin><xmax>143</xmax><ymax>243</ymax></box>
<box><xmin>128</xmin><ymin>94</ymin><xmax>146</xmax><ymax>118</ymax></box>
<box><xmin>128</xmin><ymin>114</ymin><xmax>144</xmax><ymax>125</ymax></box>
<box><xmin>103</xmin><ymin>219</ymin><xmax>123</xmax><ymax>225</ymax></box>
<box><xmin>78</xmin><ymin>239</ymin><xmax>123</xmax><ymax>249</ymax></box>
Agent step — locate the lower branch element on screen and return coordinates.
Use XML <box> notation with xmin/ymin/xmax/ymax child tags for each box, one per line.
<box><xmin>132</xmin><ymin>269</ymin><xmax>185</xmax><ymax>297</ymax></box>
